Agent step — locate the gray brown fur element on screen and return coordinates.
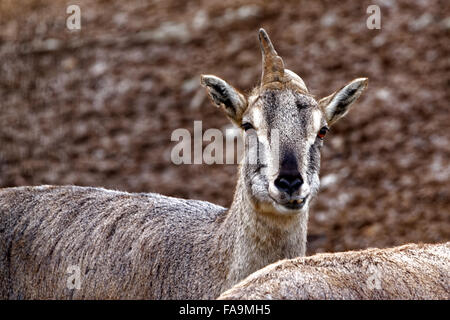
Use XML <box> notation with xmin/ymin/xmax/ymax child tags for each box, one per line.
<box><xmin>0</xmin><ymin>180</ymin><xmax>308</xmax><ymax>299</ymax></box>
<box><xmin>218</xmin><ymin>242</ymin><xmax>450</xmax><ymax>300</ymax></box>
<box><xmin>1</xmin><ymin>185</ymin><xmax>230</xmax><ymax>299</ymax></box>
<box><xmin>0</xmin><ymin>29</ymin><xmax>369</xmax><ymax>299</ymax></box>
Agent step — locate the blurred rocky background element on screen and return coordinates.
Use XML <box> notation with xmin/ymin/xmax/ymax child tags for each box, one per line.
<box><xmin>0</xmin><ymin>0</ymin><xmax>449</xmax><ymax>254</ymax></box>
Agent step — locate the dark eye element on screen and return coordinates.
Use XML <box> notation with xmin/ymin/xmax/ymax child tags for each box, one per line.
<box><xmin>241</xmin><ymin>122</ymin><xmax>254</xmax><ymax>131</ymax></box>
<box><xmin>317</xmin><ymin>127</ymin><xmax>329</xmax><ymax>139</ymax></box>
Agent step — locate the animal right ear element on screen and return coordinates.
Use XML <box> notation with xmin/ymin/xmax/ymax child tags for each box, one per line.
<box><xmin>200</xmin><ymin>75</ymin><xmax>247</xmax><ymax>126</ymax></box>
<box><xmin>318</xmin><ymin>78</ymin><xmax>368</xmax><ymax>126</ymax></box>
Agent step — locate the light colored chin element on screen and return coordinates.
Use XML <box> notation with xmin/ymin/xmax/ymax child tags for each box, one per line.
<box><xmin>255</xmin><ymin>199</ymin><xmax>308</xmax><ymax>217</ymax></box>
<box><xmin>272</xmin><ymin>202</ymin><xmax>304</xmax><ymax>214</ymax></box>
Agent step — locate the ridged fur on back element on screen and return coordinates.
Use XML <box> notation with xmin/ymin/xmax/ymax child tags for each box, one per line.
<box><xmin>0</xmin><ymin>185</ymin><xmax>231</xmax><ymax>299</ymax></box>
<box><xmin>218</xmin><ymin>242</ymin><xmax>450</xmax><ymax>300</ymax></box>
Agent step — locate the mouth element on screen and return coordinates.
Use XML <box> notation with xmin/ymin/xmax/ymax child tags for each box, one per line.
<box><xmin>282</xmin><ymin>196</ymin><xmax>308</xmax><ymax>210</ymax></box>
<box><xmin>268</xmin><ymin>194</ymin><xmax>309</xmax><ymax>212</ymax></box>
<box><xmin>283</xmin><ymin>199</ymin><xmax>306</xmax><ymax>210</ymax></box>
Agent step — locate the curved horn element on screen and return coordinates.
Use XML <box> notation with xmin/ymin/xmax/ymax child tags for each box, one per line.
<box><xmin>259</xmin><ymin>28</ymin><xmax>285</xmax><ymax>86</ymax></box>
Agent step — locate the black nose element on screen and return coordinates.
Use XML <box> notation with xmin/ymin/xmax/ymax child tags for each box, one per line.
<box><xmin>274</xmin><ymin>174</ymin><xmax>303</xmax><ymax>195</ymax></box>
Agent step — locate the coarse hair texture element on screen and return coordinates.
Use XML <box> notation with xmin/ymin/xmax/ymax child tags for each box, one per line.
<box><xmin>218</xmin><ymin>242</ymin><xmax>450</xmax><ymax>300</ymax></box>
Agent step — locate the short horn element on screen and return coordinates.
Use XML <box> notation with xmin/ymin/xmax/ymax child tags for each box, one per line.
<box><xmin>258</xmin><ymin>28</ymin><xmax>285</xmax><ymax>86</ymax></box>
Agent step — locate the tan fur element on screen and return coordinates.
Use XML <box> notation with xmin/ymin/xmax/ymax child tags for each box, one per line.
<box><xmin>218</xmin><ymin>242</ymin><xmax>450</xmax><ymax>300</ymax></box>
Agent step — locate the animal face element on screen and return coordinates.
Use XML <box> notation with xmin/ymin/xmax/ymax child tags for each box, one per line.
<box><xmin>240</xmin><ymin>88</ymin><xmax>325</xmax><ymax>215</ymax></box>
<box><xmin>201</xmin><ymin>29</ymin><xmax>368</xmax><ymax>216</ymax></box>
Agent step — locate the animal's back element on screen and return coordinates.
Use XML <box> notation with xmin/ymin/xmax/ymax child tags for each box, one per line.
<box><xmin>218</xmin><ymin>242</ymin><xmax>450</xmax><ymax>300</ymax></box>
<box><xmin>0</xmin><ymin>185</ymin><xmax>227</xmax><ymax>299</ymax></box>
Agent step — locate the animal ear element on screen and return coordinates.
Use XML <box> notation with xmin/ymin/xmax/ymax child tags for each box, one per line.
<box><xmin>318</xmin><ymin>78</ymin><xmax>368</xmax><ymax>125</ymax></box>
<box><xmin>200</xmin><ymin>75</ymin><xmax>247</xmax><ymax>126</ymax></box>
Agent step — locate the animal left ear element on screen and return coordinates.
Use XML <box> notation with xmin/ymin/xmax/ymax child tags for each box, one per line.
<box><xmin>200</xmin><ymin>75</ymin><xmax>247</xmax><ymax>126</ymax></box>
<box><xmin>318</xmin><ymin>78</ymin><xmax>368</xmax><ymax>125</ymax></box>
